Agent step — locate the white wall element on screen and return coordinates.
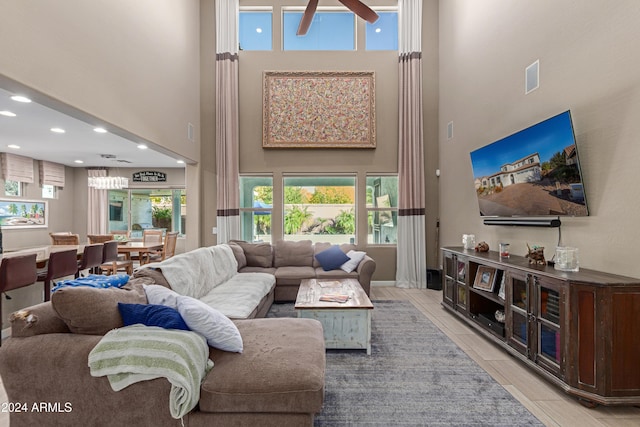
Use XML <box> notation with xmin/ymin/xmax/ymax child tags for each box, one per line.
<box><xmin>439</xmin><ymin>0</ymin><xmax>640</xmax><ymax>278</ymax></box>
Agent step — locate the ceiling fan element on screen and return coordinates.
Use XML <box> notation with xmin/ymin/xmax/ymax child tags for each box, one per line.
<box><xmin>297</xmin><ymin>0</ymin><xmax>379</xmax><ymax>36</ymax></box>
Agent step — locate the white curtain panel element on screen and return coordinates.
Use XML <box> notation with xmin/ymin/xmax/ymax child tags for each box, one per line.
<box><xmin>215</xmin><ymin>0</ymin><xmax>240</xmax><ymax>244</ymax></box>
<box><xmin>87</xmin><ymin>169</ymin><xmax>108</xmax><ymax>235</ymax></box>
<box><xmin>396</xmin><ymin>0</ymin><xmax>427</xmax><ymax>289</ymax></box>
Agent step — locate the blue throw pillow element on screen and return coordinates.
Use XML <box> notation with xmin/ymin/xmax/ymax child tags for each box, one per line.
<box><xmin>315</xmin><ymin>245</ymin><xmax>350</xmax><ymax>271</ymax></box>
<box><xmin>118</xmin><ymin>303</ymin><xmax>190</xmax><ymax>331</ymax></box>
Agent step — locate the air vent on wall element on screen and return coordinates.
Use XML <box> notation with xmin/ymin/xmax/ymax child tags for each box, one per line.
<box><xmin>116</xmin><ymin>159</ymin><xmax>132</xmax><ymax>163</ymax></box>
<box><xmin>100</xmin><ymin>154</ymin><xmax>116</xmax><ymax>159</ymax></box>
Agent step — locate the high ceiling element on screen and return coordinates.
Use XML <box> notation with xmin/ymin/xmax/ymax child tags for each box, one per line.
<box><xmin>0</xmin><ymin>86</ymin><xmax>186</xmax><ymax>169</ymax></box>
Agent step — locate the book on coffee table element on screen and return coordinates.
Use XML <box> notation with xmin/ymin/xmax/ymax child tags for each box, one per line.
<box><xmin>318</xmin><ymin>280</ymin><xmax>343</xmax><ymax>288</ymax></box>
<box><xmin>319</xmin><ymin>294</ymin><xmax>350</xmax><ymax>303</ymax></box>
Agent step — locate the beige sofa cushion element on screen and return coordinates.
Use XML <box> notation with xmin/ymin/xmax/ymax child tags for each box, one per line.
<box><xmin>274</xmin><ymin>266</ymin><xmax>316</xmax><ymax>285</ymax></box>
<box><xmin>201</xmin><ymin>318</ymin><xmax>325</xmax><ymax>414</ymax></box>
<box><xmin>51</xmin><ymin>280</ymin><xmax>148</xmax><ymax>335</ymax></box>
<box><xmin>228</xmin><ymin>242</ymin><xmax>247</xmax><ymax>269</ymax></box>
<box><xmin>232</xmin><ymin>241</ymin><xmax>273</xmax><ymax>268</ymax></box>
<box><xmin>273</xmin><ymin>240</ymin><xmax>313</xmax><ymax>267</ymax></box>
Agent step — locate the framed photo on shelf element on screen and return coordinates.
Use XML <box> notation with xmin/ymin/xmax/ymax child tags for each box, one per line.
<box><xmin>473</xmin><ymin>266</ymin><xmax>498</xmax><ymax>292</ymax></box>
<box><xmin>497</xmin><ymin>272</ymin><xmax>506</xmax><ymax>299</ymax></box>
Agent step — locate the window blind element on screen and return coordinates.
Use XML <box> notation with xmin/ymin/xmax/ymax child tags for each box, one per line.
<box><xmin>39</xmin><ymin>160</ymin><xmax>65</xmax><ymax>187</ymax></box>
<box><xmin>1</xmin><ymin>153</ymin><xmax>34</xmax><ymax>183</ymax></box>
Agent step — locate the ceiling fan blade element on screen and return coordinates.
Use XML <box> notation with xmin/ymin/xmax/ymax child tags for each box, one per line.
<box><xmin>338</xmin><ymin>0</ymin><xmax>379</xmax><ymax>24</ymax></box>
<box><xmin>297</xmin><ymin>0</ymin><xmax>319</xmax><ymax>36</ymax></box>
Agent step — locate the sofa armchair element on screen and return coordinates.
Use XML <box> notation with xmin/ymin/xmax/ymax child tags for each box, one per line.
<box><xmin>229</xmin><ymin>240</ymin><xmax>376</xmax><ymax>302</ymax></box>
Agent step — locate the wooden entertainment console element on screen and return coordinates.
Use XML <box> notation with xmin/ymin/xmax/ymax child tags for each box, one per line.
<box><xmin>441</xmin><ymin>246</ymin><xmax>640</xmax><ymax>406</ymax></box>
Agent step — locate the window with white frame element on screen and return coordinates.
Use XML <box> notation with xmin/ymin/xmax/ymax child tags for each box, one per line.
<box><xmin>239</xmin><ymin>8</ymin><xmax>273</xmax><ymax>51</ymax></box>
<box><xmin>239</xmin><ymin>176</ymin><xmax>273</xmax><ymax>243</ymax></box>
<box><xmin>366</xmin><ymin>175</ymin><xmax>398</xmax><ymax>244</ymax></box>
<box><xmin>283</xmin><ymin>176</ymin><xmax>355</xmax><ymax>244</ymax></box>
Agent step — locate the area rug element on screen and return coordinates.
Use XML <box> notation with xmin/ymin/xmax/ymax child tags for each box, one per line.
<box><xmin>267</xmin><ymin>301</ymin><xmax>543</xmax><ymax>426</ymax></box>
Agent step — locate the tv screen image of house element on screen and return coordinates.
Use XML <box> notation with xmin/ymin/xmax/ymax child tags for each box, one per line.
<box><xmin>469</xmin><ymin>110</ymin><xmax>588</xmax><ymax>217</ymax></box>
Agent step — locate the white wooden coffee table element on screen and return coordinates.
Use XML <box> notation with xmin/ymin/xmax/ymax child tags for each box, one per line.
<box><xmin>295</xmin><ymin>278</ymin><xmax>374</xmax><ymax>355</ymax></box>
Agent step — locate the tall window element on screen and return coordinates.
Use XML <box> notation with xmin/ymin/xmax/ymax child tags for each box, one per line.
<box><xmin>283</xmin><ymin>11</ymin><xmax>355</xmax><ymax>51</ymax></box>
<box><xmin>108</xmin><ymin>189</ymin><xmax>186</xmax><ymax>238</ymax></box>
<box><xmin>283</xmin><ymin>176</ymin><xmax>355</xmax><ymax>244</ymax></box>
<box><xmin>239</xmin><ymin>9</ymin><xmax>273</xmax><ymax>51</ymax></box>
<box><xmin>240</xmin><ymin>176</ymin><xmax>273</xmax><ymax>243</ymax></box>
<box><xmin>366</xmin><ymin>175</ymin><xmax>398</xmax><ymax>244</ymax></box>
<box><xmin>365</xmin><ymin>11</ymin><xmax>398</xmax><ymax>51</ymax></box>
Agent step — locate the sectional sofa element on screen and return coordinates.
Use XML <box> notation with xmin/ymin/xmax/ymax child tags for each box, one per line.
<box><xmin>0</xmin><ymin>244</ymin><xmax>327</xmax><ymax>426</ymax></box>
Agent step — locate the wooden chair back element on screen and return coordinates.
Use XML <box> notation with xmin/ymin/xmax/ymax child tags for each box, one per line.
<box><xmin>88</xmin><ymin>234</ymin><xmax>115</xmax><ymax>244</ymax></box>
<box><xmin>50</xmin><ymin>233</ymin><xmax>80</xmax><ymax>245</ymax></box>
<box><xmin>163</xmin><ymin>232</ymin><xmax>179</xmax><ymax>259</ymax></box>
<box><xmin>143</xmin><ymin>230</ymin><xmax>164</xmax><ymax>245</ymax></box>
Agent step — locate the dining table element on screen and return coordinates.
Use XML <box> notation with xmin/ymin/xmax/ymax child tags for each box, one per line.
<box><xmin>116</xmin><ymin>241</ymin><xmax>164</xmax><ymax>260</ymax></box>
<box><xmin>1</xmin><ymin>245</ymin><xmax>84</xmax><ymax>267</ymax></box>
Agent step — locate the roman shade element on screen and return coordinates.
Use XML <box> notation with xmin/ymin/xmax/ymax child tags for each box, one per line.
<box><xmin>1</xmin><ymin>152</ymin><xmax>34</xmax><ymax>183</ymax></box>
<box><xmin>39</xmin><ymin>160</ymin><xmax>65</xmax><ymax>188</ymax></box>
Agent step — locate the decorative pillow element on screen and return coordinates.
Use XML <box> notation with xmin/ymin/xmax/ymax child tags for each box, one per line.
<box><xmin>340</xmin><ymin>250</ymin><xmax>367</xmax><ymax>273</ymax></box>
<box><xmin>51</xmin><ymin>282</ymin><xmax>147</xmax><ymax>335</ymax></box>
<box><xmin>144</xmin><ymin>284</ymin><xmax>181</xmax><ymax>308</ymax></box>
<box><xmin>315</xmin><ymin>245</ymin><xmax>350</xmax><ymax>271</ymax></box>
<box><xmin>227</xmin><ymin>242</ymin><xmax>247</xmax><ymax>270</ymax></box>
<box><xmin>231</xmin><ymin>240</ymin><xmax>272</xmax><ymax>268</ymax></box>
<box><xmin>118</xmin><ymin>303</ymin><xmax>189</xmax><ymax>331</ymax></box>
<box><xmin>176</xmin><ymin>296</ymin><xmax>243</xmax><ymax>353</ymax></box>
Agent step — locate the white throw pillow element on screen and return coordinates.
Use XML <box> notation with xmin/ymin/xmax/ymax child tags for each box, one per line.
<box><xmin>176</xmin><ymin>296</ymin><xmax>243</xmax><ymax>353</ymax></box>
<box><xmin>143</xmin><ymin>284</ymin><xmax>180</xmax><ymax>309</ymax></box>
<box><xmin>340</xmin><ymin>250</ymin><xmax>367</xmax><ymax>273</ymax></box>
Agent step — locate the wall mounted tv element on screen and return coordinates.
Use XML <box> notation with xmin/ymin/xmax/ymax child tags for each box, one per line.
<box><xmin>470</xmin><ymin>110</ymin><xmax>588</xmax><ymax>218</ymax></box>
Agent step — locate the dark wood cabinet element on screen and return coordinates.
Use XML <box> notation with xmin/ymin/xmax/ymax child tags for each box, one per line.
<box><xmin>441</xmin><ymin>246</ymin><xmax>640</xmax><ymax>406</ymax></box>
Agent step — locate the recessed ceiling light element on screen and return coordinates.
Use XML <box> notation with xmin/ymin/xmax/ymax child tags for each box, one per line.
<box><xmin>10</xmin><ymin>95</ymin><xmax>31</xmax><ymax>103</ymax></box>
<box><xmin>50</xmin><ymin>127</ymin><xmax>66</xmax><ymax>133</ymax></box>
<box><xmin>177</xmin><ymin>160</ymin><xmax>185</xmax><ymax>164</ymax></box>
<box><xmin>93</xmin><ymin>127</ymin><xmax>108</xmax><ymax>133</ymax></box>
<box><xmin>74</xmin><ymin>160</ymin><xmax>84</xmax><ymax>164</ymax></box>
<box><xmin>7</xmin><ymin>144</ymin><xmax>20</xmax><ymax>149</ymax></box>
<box><xmin>0</xmin><ymin>110</ymin><xmax>17</xmax><ymax>117</ymax></box>
<box><xmin>137</xmin><ymin>144</ymin><xmax>148</xmax><ymax>150</ymax></box>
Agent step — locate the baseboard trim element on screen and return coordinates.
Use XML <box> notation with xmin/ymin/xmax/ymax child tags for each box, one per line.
<box><xmin>372</xmin><ymin>281</ymin><xmax>395</xmax><ymax>287</ymax></box>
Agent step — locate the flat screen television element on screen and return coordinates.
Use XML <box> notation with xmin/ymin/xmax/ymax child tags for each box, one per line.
<box><xmin>470</xmin><ymin>110</ymin><xmax>588</xmax><ymax>217</ymax></box>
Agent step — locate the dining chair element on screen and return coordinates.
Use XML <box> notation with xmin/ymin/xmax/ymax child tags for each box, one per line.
<box><xmin>140</xmin><ymin>231</ymin><xmax>178</xmax><ymax>265</ymax></box>
<box><xmin>99</xmin><ymin>241</ymin><xmax>133</xmax><ymax>275</ymax></box>
<box><xmin>75</xmin><ymin>244</ymin><xmax>104</xmax><ymax>278</ymax></box>
<box><xmin>0</xmin><ymin>254</ymin><xmax>37</xmax><ymax>331</ymax></box>
<box><xmin>36</xmin><ymin>249</ymin><xmax>78</xmax><ymax>301</ymax></box>
<box><xmin>50</xmin><ymin>232</ymin><xmax>80</xmax><ymax>245</ymax></box>
<box><xmin>87</xmin><ymin>234</ymin><xmax>115</xmax><ymax>244</ymax></box>
<box><xmin>142</xmin><ymin>229</ymin><xmax>164</xmax><ymax>244</ymax></box>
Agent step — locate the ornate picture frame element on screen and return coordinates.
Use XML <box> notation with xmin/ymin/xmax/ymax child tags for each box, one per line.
<box><xmin>0</xmin><ymin>199</ymin><xmax>48</xmax><ymax>229</ymax></box>
<box><xmin>262</xmin><ymin>71</ymin><xmax>376</xmax><ymax>148</ymax></box>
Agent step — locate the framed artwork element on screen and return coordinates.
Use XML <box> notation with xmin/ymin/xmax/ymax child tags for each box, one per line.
<box><xmin>262</xmin><ymin>71</ymin><xmax>376</xmax><ymax>148</ymax></box>
<box><xmin>0</xmin><ymin>199</ymin><xmax>48</xmax><ymax>229</ymax></box>
<box><xmin>473</xmin><ymin>265</ymin><xmax>498</xmax><ymax>292</ymax></box>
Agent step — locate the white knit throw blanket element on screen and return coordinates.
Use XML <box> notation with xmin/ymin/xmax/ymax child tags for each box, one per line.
<box><xmin>88</xmin><ymin>325</ymin><xmax>214</xmax><ymax>420</ymax></box>
<box><xmin>140</xmin><ymin>245</ymin><xmax>238</xmax><ymax>299</ymax></box>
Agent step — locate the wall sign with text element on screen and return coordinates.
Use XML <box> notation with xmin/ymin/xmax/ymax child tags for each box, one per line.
<box><xmin>132</xmin><ymin>171</ymin><xmax>167</xmax><ymax>183</ymax></box>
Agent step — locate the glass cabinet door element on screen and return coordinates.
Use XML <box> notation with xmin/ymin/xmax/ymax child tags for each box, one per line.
<box><xmin>533</xmin><ymin>277</ymin><xmax>564</xmax><ymax>377</ymax></box>
<box><xmin>456</xmin><ymin>258</ymin><xmax>467</xmax><ymax>311</ymax></box>
<box><xmin>507</xmin><ymin>271</ymin><xmax>530</xmax><ymax>356</ymax></box>
<box><xmin>443</xmin><ymin>252</ymin><xmax>455</xmax><ymax>306</ymax></box>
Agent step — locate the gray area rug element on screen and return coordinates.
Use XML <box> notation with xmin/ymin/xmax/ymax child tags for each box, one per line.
<box><xmin>267</xmin><ymin>300</ymin><xmax>543</xmax><ymax>426</ymax></box>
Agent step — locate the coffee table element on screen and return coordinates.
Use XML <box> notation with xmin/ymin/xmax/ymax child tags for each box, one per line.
<box><xmin>295</xmin><ymin>278</ymin><xmax>374</xmax><ymax>355</ymax></box>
